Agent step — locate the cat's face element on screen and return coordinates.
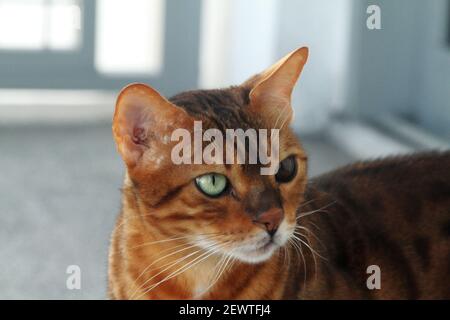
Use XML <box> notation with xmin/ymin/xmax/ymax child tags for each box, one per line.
<box><xmin>113</xmin><ymin>47</ymin><xmax>309</xmax><ymax>263</ymax></box>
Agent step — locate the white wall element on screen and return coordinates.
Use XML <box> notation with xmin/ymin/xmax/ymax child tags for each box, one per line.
<box><xmin>199</xmin><ymin>0</ymin><xmax>353</xmax><ymax>133</ymax></box>
<box><xmin>275</xmin><ymin>0</ymin><xmax>352</xmax><ymax>133</ymax></box>
<box><xmin>199</xmin><ymin>0</ymin><xmax>279</xmax><ymax>89</ymax></box>
<box><xmin>347</xmin><ymin>0</ymin><xmax>450</xmax><ymax>139</ymax></box>
<box><xmin>346</xmin><ymin>0</ymin><xmax>425</xmax><ymax>116</ymax></box>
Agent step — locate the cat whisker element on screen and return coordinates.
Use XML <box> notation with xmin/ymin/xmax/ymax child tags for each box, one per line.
<box><xmin>296</xmin><ymin>201</ymin><xmax>337</xmax><ymax>220</ymax></box>
<box><xmin>288</xmin><ymin>238</ymin><xmax>307</xmax><ymax>287</ymax></box>
<box><xmin>192</xmin><ymin>254</ymin><xmax>226</xmax><ymax>299</ymax></box>
<box><xmin>130</xmin><ymin>247</ymin><xmax>203</xmax><ymax>300</ymax></box>
<box><xmin>297</xmin><ymin>198</ymin><xmax>320</xmax><ymax>209</ymax></box>
<box><xmin>291</xmin><ymin>231</ymin><xmax>328</xmax><ymax>284</ymax></box>
<box><xmin>131</xmin><ymin>232</ymin><xmax>222</xmax><ymax>249</ymax></box>
<box><xmin>307</xmin><ymin>220</ymin><xmax>322</xmax><ymax>231</ymax></box>
<box><xmin>196</xmin><ymin>250</ymin><xmax>236</xmax><ymax>298</ymax></box>
<box><xmin>202</xmin><ymin>254</ymin><xmax>230</xmax><ymax>295</ymax></box>
<box><xmin>292</xmin><ymin>232</ymin><xmax>326</xmax><ymax>262</ymax></box>
<box><xmin>280</xmin><ymin>245</ymin><xmax>290</xmax><ymax>266</ymax></box>
<box><xmin>295</xmin><ymin>225</ymin><xmax>326</xmax><ymax>250</ymax></box>
<box><xmin>293</xmin><ymin>231</ymin><xmax>322</xmax><ymax>282</ymax></box>
<box><xmin>110</xmin><ymin>212</ymin><xmax>156</xmax><ymax>234</ymax></box>
<box><xmin>131</xmin><ymin>241</ymin><xmax>205</xmax><ymax>294</ymax></box>
<box><xmin>296</xmin><ymin>208</ymin><xmax>329</xmax><ymax>220</ymax></box>
<box><xmin>135</xmin><ymin>241</ymin><xmax>231</xmax><ymax>299</ymax></box>
<box><xmin>130</xmin><ymin>240</ymin><xmax>223</xmax><ymax>299</ymax></box>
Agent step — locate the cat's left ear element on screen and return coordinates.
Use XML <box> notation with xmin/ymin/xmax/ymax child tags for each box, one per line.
<box><xmin>244</xmin><ymin>47</ymin><xmax>308</xmax><ymax>127</ymax></box>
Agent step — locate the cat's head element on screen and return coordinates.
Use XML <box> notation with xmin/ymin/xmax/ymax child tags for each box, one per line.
<box><xmin>113</xmin><ymin>47</ymin><xmax>308</xmax><ymax>263</ymax></box>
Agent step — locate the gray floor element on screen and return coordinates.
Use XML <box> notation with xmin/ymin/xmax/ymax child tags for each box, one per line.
<box><xmin>0</xmin><ymin>123</ymin><xmax>353</xmax><ymax>299</ymax></box>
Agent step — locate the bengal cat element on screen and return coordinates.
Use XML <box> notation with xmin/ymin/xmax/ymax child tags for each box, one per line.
<box><xmin>108</xmin><ymin>47</ymin><xmax>450</xmax><ymax>299</ymax></box>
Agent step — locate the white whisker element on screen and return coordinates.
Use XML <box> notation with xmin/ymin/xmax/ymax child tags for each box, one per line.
<box><xmin>195</xmin><ymin>251</ymin><xmax>235</xmax><ymax>298</ymax></box>
<box><xmin>131</xmin><ymin>233</ymin><xmax>221</xmax><ymax>249</ymax></box>
<box><xmin>296</xmin><ymin>201</ymin><xmax>336</xmax><ymax>220</ymax></box>
<box><xmin>295</xmin><ymin>225</ymin><xmax>325</xmax><ymax>250</ymax></box>
<box><xmin>289</xmin><ymin>238</ymin><xmax>307</xmax><ymax>286</ymax></box>
<box><xmin>292</xmin><ymin>232</ymin><xmax>326</xmax><ymax>261</ymax></box>
<box><xmin>130</xmin><ymin>240</ymin><xmax>222</xmax><ymax>299</ymax></box>
<box><xmin>135</xmin><ymin>241</ymin><xmax>230</xmax><ymax>299</ymax></box>
<box><xmin>130</xmin><ymin>241</ymin><xmax>203</xmax><ymax>294</ymax></box>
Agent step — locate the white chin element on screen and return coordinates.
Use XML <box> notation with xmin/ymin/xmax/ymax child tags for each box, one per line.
<box><xmin>230</xmin><ymin>242</ymin><xmax>278</xmax><ymax>264</ymax></box>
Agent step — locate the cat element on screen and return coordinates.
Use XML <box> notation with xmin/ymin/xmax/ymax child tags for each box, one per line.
<box><xmin>108</xmin><ymin>47</ymin><xmax>450</xmax><ymax>299</ymax></box>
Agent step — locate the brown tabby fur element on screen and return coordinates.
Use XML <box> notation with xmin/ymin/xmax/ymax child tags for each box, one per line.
<box><xmin>108</xmin><ymin>47</ymin><xmax>450</xmax><ymax>299</ymax></box>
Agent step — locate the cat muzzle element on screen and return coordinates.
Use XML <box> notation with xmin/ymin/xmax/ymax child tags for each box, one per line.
<box><xmin>253</xmin><ymin>208</ymin><xmax>284</xmax><ymax>237</ymax></box>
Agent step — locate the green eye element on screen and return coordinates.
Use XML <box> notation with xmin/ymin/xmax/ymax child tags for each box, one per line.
<box><xmin>195</xmin><ymin>173</ymin><xmax>228</xmax><ymax>197</ymax></box>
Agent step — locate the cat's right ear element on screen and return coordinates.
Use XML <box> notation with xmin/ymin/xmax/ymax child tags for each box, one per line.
<box><xmin>112</xmin><ymin>83</ymin><xmax>192</xmax><ymax>168</ymax></box>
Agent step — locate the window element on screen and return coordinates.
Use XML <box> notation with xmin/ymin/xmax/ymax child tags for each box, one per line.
<box><xmin>0</xmin><ymin>0</ymin><xmax>198</xmax><ymax>90</ymax></box>
<box><xmin>94</xmin><ymin>0</ymin><xmax>165</xmax><ymax>75</ymax></box>
<box><xmin>0</xmin><ymin>0</ymin><xmax>81</xmax><ymax>51</ymax></box>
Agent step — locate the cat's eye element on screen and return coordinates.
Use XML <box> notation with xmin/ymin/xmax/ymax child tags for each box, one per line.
<box><xmin>275</xmin><ymin>156</ymin><xmax>297</xmax><ymax>183</ymax></box>
<box><xmin>195</xmin><ymin>173</ymin><xmax>228</xmax><ymax>197</ymax></box>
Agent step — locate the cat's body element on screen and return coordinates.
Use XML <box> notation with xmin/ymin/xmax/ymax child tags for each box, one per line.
<box><xmin>286</xmin><ymin>152</ymin><xmax>450</xmax><ymax>299</ymax></box>
<box><xmin>108</xmin><ymin>47</ymin><xmax>450</xmax><ymax>299</ymax></box>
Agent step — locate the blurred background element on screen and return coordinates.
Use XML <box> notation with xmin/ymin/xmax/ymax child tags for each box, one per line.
<box><xmin>0</xmin><ymin>0</ymin><xmax>449</xmax><ymax>299</ymax></box>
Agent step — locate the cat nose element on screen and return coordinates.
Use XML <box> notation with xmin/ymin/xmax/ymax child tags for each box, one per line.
<box><xmin>253</xmin><ymin>208</ymin><xmax>284</xmax><ymax>236</ymax></box>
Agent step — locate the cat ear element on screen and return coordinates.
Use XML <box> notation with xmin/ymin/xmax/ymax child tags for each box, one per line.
<box><xmin>244</xmin><ymin>47</ymin><xmax>308</xmax><ymax>127</ymax></box>
<box><xmin>112</xmin><ymin>83</ymin><xmax>192</xmax><ymax>168</ymax></box>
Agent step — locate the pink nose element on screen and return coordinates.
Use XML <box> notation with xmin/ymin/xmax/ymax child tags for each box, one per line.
<box><xmin>253</xmin><ymin>208</ymin><xmax>284</xmax><ymax>236</ymax></box>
